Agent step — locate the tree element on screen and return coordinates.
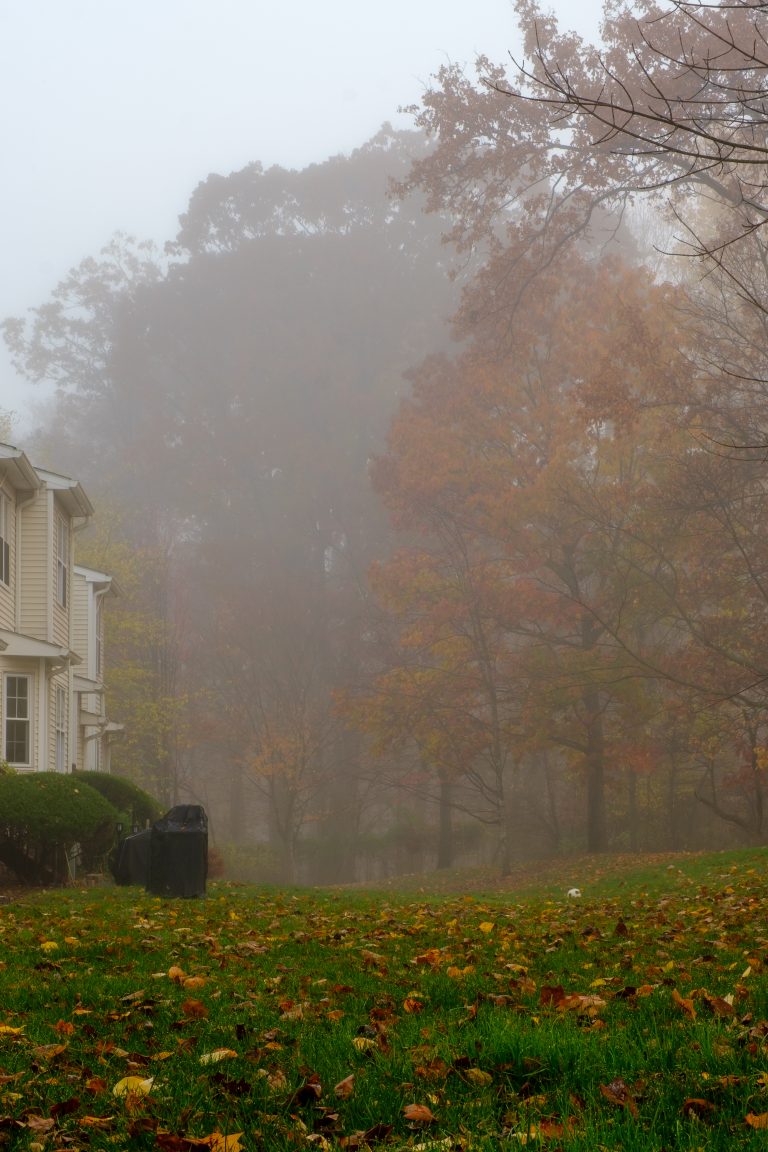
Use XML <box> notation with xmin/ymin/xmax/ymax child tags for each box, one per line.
<box><xmin>75</xmin><ymin>505</ymin><xmax>192</xmax><ymax>805</ymax></box>
<box><xmin>364</xmin><ymin>247</ymin><xmax>692</xmax><ymax>853</ymax></box>
<box><xmin>8</xmin><ymin>129</ymin><xmax>463</xmax><ymax>870</ymax></box>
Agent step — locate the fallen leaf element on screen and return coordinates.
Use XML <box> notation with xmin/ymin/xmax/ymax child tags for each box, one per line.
<box><xmin>113</xmin><ymin>1075</ymin><xmax>154</xmax><ymax>1097</ymax></box>
<box><xmin>599</xmin><ymin>1079</ymin><xmax>639</xmax><ymax>1118</ymax></box>
<box><xmin>208</xmin><ymin>1135</ymin><xmax>244</xmax><ymax>1152</ymax></box>
<box><xmin>334</xmin><ymin>1074</ymin><xmax>355</xmax><ymax>1099</ymax></box>
<box><xmin>199</xmin><ymin>1048</ymin><xmax>238</xmax><ymax>1065</ymax></box>
<box><xmin>181</xmin><ymin>999</ymin><xmax>208</xmax><ymax>1019</ymax></box>
<box><xmin>464</xmin><ymin>1068</ymin><xmax>493</xmax><ymax>1087</ymax></box>
<box><xmin>682</xmin><ymin>1098</ymin><xmax>715</xmax><ymax>1120</ymax></box>
<box><xmin>672</xmin><ymin>988</ymin><xmax>696</xmax><ymax>1019</ymax></box>
<box><xmin>79</xmin><ymin>1115</ymin><xmax>116</xmax><ymax>1128</ymax></box>
<box><xmin>403</xmin><ymin>1103</ymin><xmax>436</xmax><ymax>1124</ymax></box>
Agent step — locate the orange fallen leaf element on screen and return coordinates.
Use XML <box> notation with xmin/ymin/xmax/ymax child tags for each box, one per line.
<box><xmin>334</xmin><ymin>1073</ymin><xmax>355</xmax><ymax>1099</ymax></box>
<box><xmin>80</xmin><ymin>1115</ymin><xmax>116</xmax><ymax>1129</ymax></box>
<box><xmin>682</xmin><ymin>1098</ymin><xmax>715</xmax><ymax>1120</ymax></box>
<box><xmin>403</xmin><ymin>1103</ymin><xmax>436</xmax><ymax>1124</ymax></box>
<box><xmin>747</xmin><ymin>1112</ymin><xmax>768</xmax><ymax>1130</ymax></box>
<box><xmin>181</xmin><ymin>998</ymin><xmax>208</xmax><ymax>1019</ymax></box>
<box><xmin>672</xmin><ymin>988</ymin><xmax>696</xmax><ymax>1019</ymax></box>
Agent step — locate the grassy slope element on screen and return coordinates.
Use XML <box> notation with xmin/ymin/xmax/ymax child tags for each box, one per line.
<box><xmin>0</xmin><ymin>848</ymin><xmax>767</xmax><ymax>1149</ymax></box>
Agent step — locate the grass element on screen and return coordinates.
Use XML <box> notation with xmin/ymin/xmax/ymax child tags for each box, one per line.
<box><xmin>0</xmin><ymin>849</ymin><xmax>768</xmax><ymax>1149</ymax></box>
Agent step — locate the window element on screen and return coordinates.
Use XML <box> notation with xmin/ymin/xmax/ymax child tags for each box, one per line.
<box><xmin>55</xmin><ymin>686</ymin><xmax>66</xmax><ymax>774</ymax></box>
<box><xmin>5</xmin><ymin>675</ymin><xmax>30</xmax><ymax>766</ymax></box>
<box><xmin>0</xmin><ymin>492</ymin><xmax>9</xmax><ymax>586</ymax></box>
<box><xmin>55</xmin><ymin>513</ymin><xmax>69</xmax><ymax>607</ymax></box>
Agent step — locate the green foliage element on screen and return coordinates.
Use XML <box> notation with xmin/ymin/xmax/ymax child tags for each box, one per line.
<box><xmin>0</xmin><ymin>772</ymin><xmax>117</xmax><ymax>843</ymax></box>
<box><xmin>72</xmin><ymin>771</ymin><xmax>162</xmax><ymax>828</ymax></box>
<box><xmin>0</xmin><ymin>773</ymin><xmax>119</xmax><ymax>883</ymax></box>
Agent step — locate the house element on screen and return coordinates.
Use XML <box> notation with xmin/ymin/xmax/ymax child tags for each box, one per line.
<box><xmin>0</xmin><ymin>442</ymin><xmax>120</xmax><ymax>773</ymax></box>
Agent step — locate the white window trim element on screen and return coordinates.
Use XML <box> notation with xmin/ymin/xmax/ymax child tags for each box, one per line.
<box><xmin>4</xmin><ymin>673</ymin><xmax>32</xmax><ymax>768</ymax></box>
<box><xmin>55</xmin><ymin>685</ymin><xmax>67</xmax><ymax>774</ymax></box>
<box><xmin>55</xmin><ymin>512</ymin><xmax>69</xmax><ymax>608</ymax></box>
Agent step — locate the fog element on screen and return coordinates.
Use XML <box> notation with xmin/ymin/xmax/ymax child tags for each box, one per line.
<box><xmin>6</xmin><ymin>1</ymin><xmax>761</xmax><ymax>887</ymax></box>
<box><xmin>0</xmin><ymin>0</ymin><xmax>602</xmax><ymax>429</ymax></box>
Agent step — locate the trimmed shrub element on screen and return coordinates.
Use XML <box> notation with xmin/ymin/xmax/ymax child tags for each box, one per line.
<box><xmin>0</xmin><ymin>773</ymin><xmax>118</xmax><ymax>884</ymax></box>
<box><xmin>73</xmin><ymin>771</ymin><xmax>162</xmax><ymax>829</ymax></box>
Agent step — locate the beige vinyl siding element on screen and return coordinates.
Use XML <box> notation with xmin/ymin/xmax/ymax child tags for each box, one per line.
<box><xmin>49</xmin><ymin>672</ymin><xmax>69</xmax><ymax>773</ymax></box>
<box><xmin>0</xmin><ymin>483</ymin><xmax>15</xmax><ymax>630</ymax></box>
<box><xmin>71</xmin><ymin>571</ymin><xmax>90</xmax><ymax>671</ymax></box>
<box><xmin>18</xmin><ymin>493</ymin><xmax>49</xmax><ymax>640</ymax></box>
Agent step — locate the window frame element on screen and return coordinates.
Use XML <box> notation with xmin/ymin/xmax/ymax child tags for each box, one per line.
<box><xmin>55</xmin><ymin>512</ymin><xmax>69</xmax><ymax>608</ymax></box>
<box><xmin>0</xmin><ymin>491</ymin><xmax>9</xmax><ymax>587</ymax></box>
<box><xmin>4</xmin><ymin>673</ymin><xmax>32</xmax><ymax>768</ymax></box>
<box><xmin>55</xmin><ymin>684</ymin><xmax>67</xmax><ymax>774</ymax></box>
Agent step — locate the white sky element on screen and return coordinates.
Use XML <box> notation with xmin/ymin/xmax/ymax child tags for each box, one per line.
<box><xmin>0</xmin><ymin>0</ymin><xmax>603</xmax><ymax>432</ymax></box>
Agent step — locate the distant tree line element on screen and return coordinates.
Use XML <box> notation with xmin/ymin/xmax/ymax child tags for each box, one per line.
<box><xmin>8</xmin><ymin>2</ymin><xmax>768</xmax><ymax>880</ymax></box>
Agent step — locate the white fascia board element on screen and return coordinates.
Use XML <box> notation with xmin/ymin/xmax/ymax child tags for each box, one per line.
<box><xmin>0</xmin><ymin>629</ymin><xmax>82</xmax><ymax>664</ymax></box>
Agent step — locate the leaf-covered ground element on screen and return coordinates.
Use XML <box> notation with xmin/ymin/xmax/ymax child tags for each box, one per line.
<box><xmin>1</xmin><ymin>849</ymin><xmax>768</xmax><ymax>1149</ymax></box>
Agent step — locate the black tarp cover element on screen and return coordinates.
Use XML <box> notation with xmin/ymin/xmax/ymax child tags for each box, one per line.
<box><xmin>146</xmin><ymin>804</ymin><xmax>208</xmax><ymax>898</ymax></box>
<box><xmin>111</xmin><ymin>828</ymin><xmax>152</xmax><ymax>886</ymax></box>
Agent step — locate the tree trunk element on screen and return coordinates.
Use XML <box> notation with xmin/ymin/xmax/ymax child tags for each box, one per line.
<box><xmin>584</xmin><ymin>687</ymin><xmax>607</xmax><ymax>852</ymax></box>
<box><xmin>436</xmin><ymin>773</ymin><xmax>453</xmax><ymax>869</ymax></box>
<box><xmin>627</xmin><ymin>767</ymin><xmax>639</xmax><ymax>852</ymax></box>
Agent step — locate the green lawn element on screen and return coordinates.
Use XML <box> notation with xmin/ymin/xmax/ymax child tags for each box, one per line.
<box><xmin>1</xmin><ymin>849</ymin><xmax>768</xmax><ymax>1149</ymax></box>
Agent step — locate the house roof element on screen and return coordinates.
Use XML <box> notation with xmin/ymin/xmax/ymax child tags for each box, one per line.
<box><xmin>0</xmin><ymin>629</ymin><xmax>82</xmax><ymax>665</ymax></box>
<box><xmin>74</xmin><ymin>565</ymin><xmax>121</xmax><ymax>597</ymax></box>
<box><xmin>0</xmin><ymin>443</ymin><xmax>40</xmax><ymax>492</ymax></box>
<box><xmin>34</xmin><ymin>467</ymin><xmax>94</xmax><ymax>518</ymax></box>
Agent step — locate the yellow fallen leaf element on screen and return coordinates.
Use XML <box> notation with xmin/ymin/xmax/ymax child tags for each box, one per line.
<box><xmin>112</xmin><ymin>1076</ymin><xmax>154</xmax><ymax>1097</ymax></box>
<box><xmin>167</xmin><ymin>965</ymin><xmax>186</xmax><ymax>983</ymax></box>
<box><xmin>352</xmin><ymin>1037</ymin><xmax>377</xmax><ymax>1053</ymax></box>
<box><xmin>208</xmin><ymin>1134</ymin><xmax>244</xmax><ymax>1152</ymax></box>
<box><xmin>0</xmin><ymin>1024</ymin><xmax>24</xmax><ymax>1034</ymax></box>
<box><xmin>478</xmin><ymin>922</ymin><xmax>495</xmax><ymax>935</ymax></box>
<box><xmin>464</xmin><ymin>1068</ymin><xmax>493</xmax><ymax>1087</ymax></box>
<box><xmin>199</xmin><ymin>1048</ymin><xmax>238</xmax><ymax>1065</ymax></box>
<box><xmin>39</xmin><ymin>940</ymin><xmax>58</xmax><ymax>952</ymax></box>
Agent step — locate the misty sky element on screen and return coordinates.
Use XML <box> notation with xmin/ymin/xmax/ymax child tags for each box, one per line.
<box><xmin>1</xmin><ymin>0</ymin><xmax>603</xmax><ymax>431</ymax></box>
